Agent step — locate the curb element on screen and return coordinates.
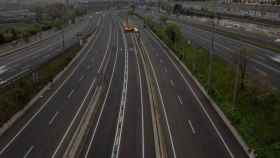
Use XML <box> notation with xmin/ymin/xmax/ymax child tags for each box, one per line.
<box><xmin>0</xmin><ymin>27</ymin><xmax>98</xmax><ymax>138</ymax></box>
<box><xmin>0</xmin><ymin>83</ymin><xmax>51</xmax><ymax>136</ymax></box>
<box><xmin>148</xmin><ymin>29</ymin><xmax>251</xmax><ymax>157</ymax></box>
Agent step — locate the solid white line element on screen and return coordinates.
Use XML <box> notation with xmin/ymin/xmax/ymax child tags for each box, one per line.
<box><xmin>110</xmin><ymin>21</ymin><xmax>128</xmax><ymax>158</ymax></box>
<box><xmin>170</xmin><ymin>80</ymin><xmax>175</xmax><ymax>87</ymax></box>
<box><xmin>85</xmin><ymin>26</ymin><xmax>119</xmax><ymax>158</ymax></box>
<box><xmin>97</xmin><ymin>24</ymin><xmax>112</xmax><ymax>73</ymax></box>
<box><xmin>164</xmin><ymin>67</ymin><xmax>168</xmax><ymax>73</ymax></box>
<box><xmin>23</xmin><ymin>145</ymin><xmax>34</xmax><ymax>158</ymax></box>
<box><xmin>134</xmin><ymin>35</ymin><xmax>145</xmax><ymax>158</ymax></box>
<box><xmin>188</xmin><ymin>120</ymin><xmax>196</xmax><ymax>134</ymax></box>
<box><xmin>52</xmin><ymin>22</ymin><xmax>107</xmax><ymax>158</ymax></box>
<box><xmin>255</xmin><ymin>67</ymin><xmax>267</xmax><ymax>76</ymax></box>
<box><xmin>6</xmin><ymin>69</ymin><xmax>29</xmax><ymax>81</ymax></box>
<box><xmin>67</xmin><ymin>90</ymin><xmax>75</xmax><ymax>99</ymax></box>
<box><xmin>140</xmin><ymin>39</ymin><xmax>178</xmax><ymax>158</ymax></box>
<box><xmin>49</xmin><ymin>112</ymin><xmax>59</xmax><ymax>125</ymax></box>
<box><xmin>177</xmin><ymin>95</ymin><xmax>183</xmax><ymax>105</ymax></box>
<box><xmin>51</xmin><ymin>79</ymin><xmax>96</xmax><ymax>158</ymax></box>
<box><xmin>0</xmin><ymin>19</ymin><xmax>102</xmax><ymax>156</ymax></box>
<box><xmin>190</xmin><ymin>31</ymin><xmax>280</xmax><ymax>74</ymax></box>
<box><xmin>79</xmin><ymin>75</ymin><xmax>85</xmax><ymax>82</ymax></box>
<box><xmin>148</xmin><ymin>30</ymin><xmax>235</xmax><ymax>158</ymax></box>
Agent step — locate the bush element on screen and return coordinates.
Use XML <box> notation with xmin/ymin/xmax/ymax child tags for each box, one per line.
<box><xmin>146</xmin><ymin>17</ymin><xmax>280</xmax><ymax>158</ymax></box>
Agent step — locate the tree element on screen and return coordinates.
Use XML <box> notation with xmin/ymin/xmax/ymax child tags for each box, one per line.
<box><xmin>160</xmin><ymin>15</ymin><xmax>168</xmax><ymax>25</ymax></box>
<box><xmin>47</xmin><ymin>3</ymin><xmax>66</xmax><ymax>20</ymax></box>
<box><xmin>232</xmin><ymin>47</ymin><xmax>255</xmax><ymax>108</ymax></box>
<box><xmin>164</xmin><ymin>23</ymin><xmax>183</xmax><ymax>52</ymax></box>
<box><xmin>0</xmin><ymin>33</ymin><xmax>5</xmax><ymax>44</ymax></box>
<box><xmin>173</xmin><ymin>4</ymin><xmax>183</xmax><ymax>15</ymax></box>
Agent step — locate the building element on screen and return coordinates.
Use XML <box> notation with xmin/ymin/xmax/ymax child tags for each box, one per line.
<box><xmin>224</xmin><ymin>0</ymin><xmax>278</xmax><ymax>5</ymax></box>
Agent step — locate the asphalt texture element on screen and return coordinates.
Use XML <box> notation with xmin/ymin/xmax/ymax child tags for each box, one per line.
<box><xmin>0</xmin><ymin>14</ymin><xmax>100</xmax><ymax>86</ymax></box>
<box><xmin>0</xmin><ymin>9</ymin><xmax>257</xmax><ymax>158</ymax></box>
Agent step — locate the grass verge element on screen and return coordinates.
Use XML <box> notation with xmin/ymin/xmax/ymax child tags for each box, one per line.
<box><xmin>0</xmin><ymin>45</ymin><xmax>81</xmax><ymax>127</ymax></box>
<box><xmin>143</xmin><ymin>16</ymin><xmax>280</xmax><ymax>158</ymax></box>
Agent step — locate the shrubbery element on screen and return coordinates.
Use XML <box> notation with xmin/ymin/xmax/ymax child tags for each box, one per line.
<box><xmin>145</xmin><ymin>17</ymin><xmax>280</xmax><ymax>158</ymax></box>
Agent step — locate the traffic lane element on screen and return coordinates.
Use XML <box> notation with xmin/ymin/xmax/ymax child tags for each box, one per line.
<box><xmin>0</xmin><ymin>15</ymin><xmax>109</xmax><ymax>158</ymax></box>
<box><xmin>143</xmin><ymin>30</ymin><xmax>248</xmax><ymax>158</ymax></box>
<box><xmin>182</xmin><ymin>26</ymin><xmax>280</xmax><ymax>89</ymax></box>
<box><xmin>0</xmin><ymin>43</ymin><xmax>63</xmax><ymax>83</ymax></box>
<box><xmin>142</xmin><ymin>31</ymin><xmax>235</xmax><ymax>158</ymax></box>
<box><xmin>0</xmin><ymin>15</ymin><xmax>99</xmax><ymax>84</ymax></box>
<box><xmin>0</xmin><ymin>17</ymin><xmax>103</xmax><ymax>153</ymax></box>
<box><xmin>182</xmin><ymin>23</ymin><xmax>280</xmax><ymax>71</ymax></box>
<box><xmin>118</xmin><ymin>33</ymin><xmax>142</xmax><ymax>158</ymax></box>
<box><xmin>133</xmin><ymin>33</ymin><xmax>156</xmax><ymax>158</ymax></box>
<box><xmin>0</xmin><ymin>14</ymin><xmax>105</xmax><ymax>151</ymax></box>
<box><xmin>52</xmin><ymin>16</ymin><xmax>116</xmax><ymax>158</ymax></box>
<box><xmin>0</xmin><ymin>14</ymin><xmax>98</xmax><ymax>65</ymax></box>
<box><xmin>142</xmin><ymin>11</ymin><xmax>280</xmax><ymax>73</ymax></box>
<box><xmin>79</xmin><ymin>20</ymin><xmax>124</xmax><ymax>158</ymax></box>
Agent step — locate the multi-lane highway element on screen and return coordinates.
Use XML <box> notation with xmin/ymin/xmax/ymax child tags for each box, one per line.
<box><xmin>0</xmin><ymin>11</ymin><xmax>158</xmax><ymax>158</ymax></box>
<box><xmin>0</xmin><ymin>13</ymin><xmax>100</xmax><ymax>86</ymax></box>
<box><xmin>0</xmin><ymin>9</ymin><xmax>252</xmax><ymax>158</ymax></box>
<box><xmin>136</xmin><ymin>8</ymin><xmax>280</xmax><ymax>89</ymax></box>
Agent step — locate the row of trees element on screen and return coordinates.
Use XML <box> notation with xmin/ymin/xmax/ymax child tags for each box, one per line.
<box><xmin>0</xmin><ymin>3</ymin><xmax>86</xmax><ymax>45</ymax></box>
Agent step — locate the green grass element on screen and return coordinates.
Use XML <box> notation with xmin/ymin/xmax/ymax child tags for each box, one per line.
<box><xmin>0</xmin><ymin>45</ymin><xmax>80</xmax><ymax>126</ymax></box>
<box><xmin>145</xmin><ymin>17</ymin><xmax>280</xmax><ymax>158</ymax></box>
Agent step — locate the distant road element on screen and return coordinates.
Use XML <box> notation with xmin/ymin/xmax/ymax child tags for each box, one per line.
<box><xmin>0</xmin><ymin>14</ymin><xmax>99</xmax><ymax>86</ymax></box>
<box><xmin>137</xmin><ymin>9</ymin><xmax>280</xmax><ymax>90</ymax></box>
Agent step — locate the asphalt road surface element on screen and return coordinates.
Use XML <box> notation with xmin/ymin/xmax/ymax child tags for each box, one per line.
<box><xmin>137</xmin><ymin>9</ymin><xmax>280</xmax><ymax>90</ymax></box>
<box><xmin>0</xmin><ymin>13</ymin><xmax>100</xmax><ymax>86</ymax></box>
<box><xmin>0</xmin><ymin>10</ymin><xmax>252</xmax><ymax>158</ymax></box>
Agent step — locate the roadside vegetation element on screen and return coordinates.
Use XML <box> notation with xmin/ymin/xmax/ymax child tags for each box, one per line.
<box><xmin>0</xmin><ymin>3</ymin><xmax>86</xmax><ymax>45</ymax></box>
<box><xmin>143</xmin><ymin>15</ymin><xmax>280</xmax><ymax>158</ymax></box>
<box><xmin>0</xmin><ymin>45</ymin><xmax>81</xmax><ymax>127</ymax></box>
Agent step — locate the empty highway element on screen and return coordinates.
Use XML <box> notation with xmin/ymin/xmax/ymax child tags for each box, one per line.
<box><xmin>0</xmin><ymin>10</ymin><xmax>251</xmax><ymax>158</ymax></box>
<box><xmin>0</xmin><ymin>13</ymin><xmax>100</xmax><ymax>86</ymax></box>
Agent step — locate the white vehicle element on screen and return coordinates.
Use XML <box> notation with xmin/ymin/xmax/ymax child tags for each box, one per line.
<box><xmin>274</xmin><ymin>39</ymin><xmax>280</xmax><ymax>43</ymax></box>
<box><xmin>271</xmin><ymin>55</ymin><xmax>280</xmax><ymax>64</ymax></box>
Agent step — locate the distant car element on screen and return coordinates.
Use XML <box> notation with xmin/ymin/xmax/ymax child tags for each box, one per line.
<box><xmin>271</xmin><ymin>55</ymin><xmax>280</xmax><ymax>64</ymax></box>
<box><xmin>275</xmin><ymin>39</ymin><xmax>280</xmax><ymax>43</ymax></box>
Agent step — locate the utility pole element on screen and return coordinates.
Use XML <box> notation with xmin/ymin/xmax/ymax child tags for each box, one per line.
<box><xmin>207</xmin><ymin>0</ymin><xmax>216</xmax><ymax>92</ymax></box>
<box><xmin>207</xmin><ymin>21</ymin><xmax>214</xmax><ymax>92</ymax></box>
<box><xmin>232</xmin><ymin>53</ymin><xmax>240</xmax><ymax>110</ymax></box>
<box><xmin>62</xmin><ymin>29</ymin><xmax>65</xmax><ymax>51</ymax></box>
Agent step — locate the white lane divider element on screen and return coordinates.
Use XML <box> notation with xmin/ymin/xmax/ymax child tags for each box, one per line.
<box><xmin>79</xmin><ymin>75</ymin><xmax>85</xmax><ymax>82</ymax></box>
<box><xmin>84</xmin><ymin>23</ymin><xmax>119</xmax><ymax>158</ymax></box>
<box><xmin>0</xmin><ymin>21</ymin><xmax>102</xmax><ymax>156</ymax></box>
<box><xmin>111</xmin><ymin>22</ymin><xmax>128</xmax><ymax>158</ymax></box>
<box><xmin>148</xmin><ymin>30</ymin><xmax>235</xmax><ymax>158</ymax></box>
<box><xmin>0</xmin><ymin>66</ymin><xmax>8</xmax><ymax>75</ymax></box>
<box><xmin>133</xmin><ymin>35</ymin><xmax>145</xmax><ymax>158</ymax></box>
<box><xmin>67</xmin><ymin>89</ymin><xmax>75</xmax><ymax>99</ymax></box>
<box><xmin>188</xmin><ymin>120</ymin><xmax>196</xmax><ymax>134</ymax></box>
<box><xmin>49</xmin><ymin>112</ymin><xmax>59</xmax><ymax>126</ymax></box>
<box><xmin>177</xmin><ymin>95</ymin><xmax>183</xmax><ymax>105</ymax></box>
<box><xmin>23</xmin><ymin>145</ymin><xmax>34</xmax><ymax>158</ymax></box>
<box><xmin>164</xmin><ymin>67</ymin><xmax>168</xmax><ymax>73</ymax></box>
<box><xmin>170</xmin><ymin>80</ymin><xmax>175</xmax><ymax>87</ymax></box>
<box><xmin>139</xmin><ymin>37</ymin><xmax>178</xmax><ymax>158</ymax></box>
<box><xmin>97</xmin><ymin>24</ymin><xmax>113</xmax><ymax>74</ymax></box>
